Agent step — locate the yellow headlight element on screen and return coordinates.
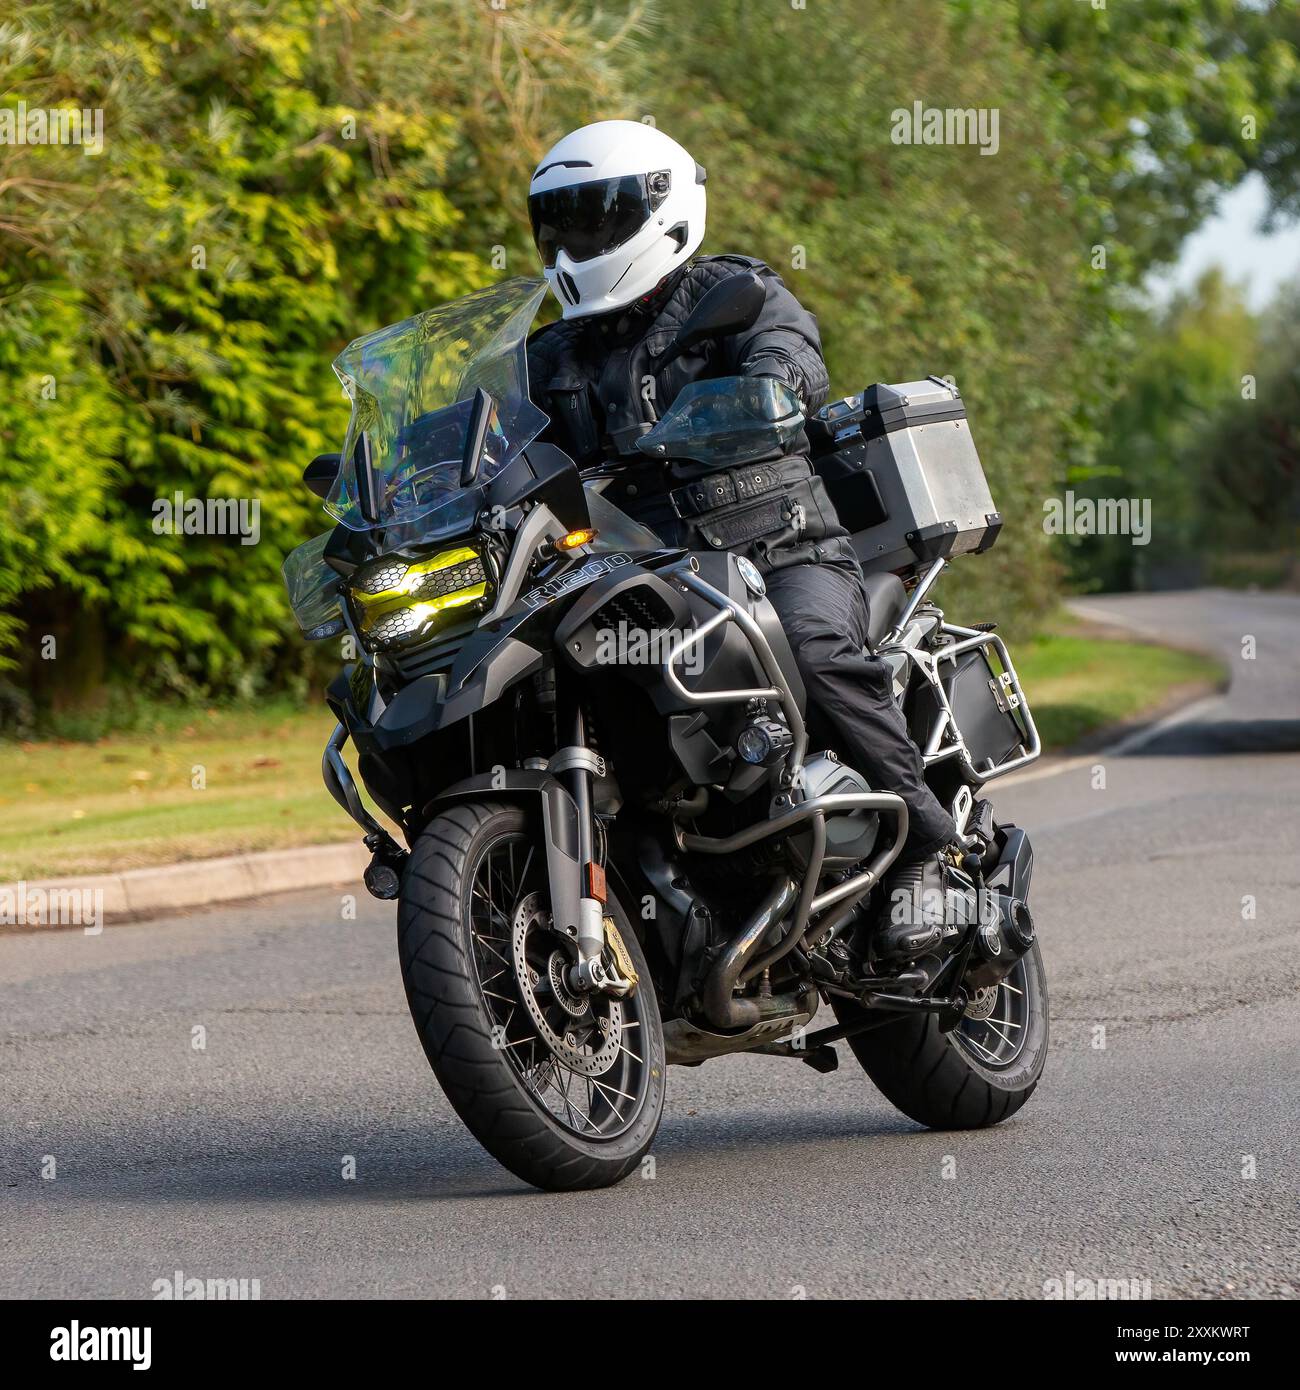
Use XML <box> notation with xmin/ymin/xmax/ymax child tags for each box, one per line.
<box><xmin>347</xmin><ymin>544</ymin><xmax>493</xmax><ymax>652</ymax></box>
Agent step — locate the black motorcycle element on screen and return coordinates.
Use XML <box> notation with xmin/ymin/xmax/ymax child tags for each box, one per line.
<box><xmin>283</xmin><ymin>274</ymin><xmax>1048</xmax><ymax>1191</ymax></box>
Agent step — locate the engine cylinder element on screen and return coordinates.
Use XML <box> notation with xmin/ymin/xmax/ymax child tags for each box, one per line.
<box><xmin>787</xmin><ymin>754</ymin><xmax>880</xmax><ymax>870</ymax></box>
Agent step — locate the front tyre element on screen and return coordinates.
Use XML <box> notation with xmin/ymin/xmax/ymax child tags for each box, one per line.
<box><xmin>398</xmin><ymin>800</ymin><xmax>665</xmax><ymax>1191</ymax></box>
<box><xmin>834</xmin><ymin>942</ymin><xmax>1049</xmax><ymax>1129</ymax></box>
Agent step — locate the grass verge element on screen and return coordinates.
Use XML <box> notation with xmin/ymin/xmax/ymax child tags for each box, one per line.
<box><xmin>0</xmin><ymin>702</ymin><xmax>353</xmax><ymax>881</ymax></box>
<box><xmin>1012</xmin><ymin>620</ymin><xmax>1225</xmax><ymax>751</ymax></box>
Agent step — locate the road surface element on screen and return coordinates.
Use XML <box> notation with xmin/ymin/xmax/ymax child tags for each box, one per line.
<box><xmin>2</xmin><ymin>589</ymin><xmax>1297</xmax><ymax>1299</ymax></box>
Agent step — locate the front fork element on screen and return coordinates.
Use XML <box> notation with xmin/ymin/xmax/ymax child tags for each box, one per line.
<box><xmin>552</xmin><ymin>706</ymin><xmax>631</xmax><ymax>997</ymax></box>
<box><xmin>328</xmin><ymin>700</ymin><xmax>629</xmax><ymax>995</ymax></box>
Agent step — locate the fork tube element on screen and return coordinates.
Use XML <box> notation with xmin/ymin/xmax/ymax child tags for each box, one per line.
<box><xmin>567</xmin><ymin>704</ymin><xmax>607</xmax><ymax>987</ymax></box>
<box><xmin>570</xmin><ymin>706</ymin><xmax>595</xmax><ymax>868</ymax></box>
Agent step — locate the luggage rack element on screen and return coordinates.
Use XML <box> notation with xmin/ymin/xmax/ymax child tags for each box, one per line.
<box><xmin>922</xmin><ymin>622</ymin><xmax>1041</xmax><ymax>782</ymax></box>
<box><xmin>880</xmin><ymin>559</ymin><xmax>1041</xmax><ymax>784</ymax></box>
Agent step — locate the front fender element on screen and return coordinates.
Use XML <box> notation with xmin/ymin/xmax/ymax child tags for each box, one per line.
<box><xmin>419</xmin><ymin>771</ymin><xmax>583</xmax><ymax>940</ymax></box>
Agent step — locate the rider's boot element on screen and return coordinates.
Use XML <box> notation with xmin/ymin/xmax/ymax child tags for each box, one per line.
<box><xmin>871</xmin><ymin>847</ymin><xmax>974</xmax><ymax>961</ymax></box>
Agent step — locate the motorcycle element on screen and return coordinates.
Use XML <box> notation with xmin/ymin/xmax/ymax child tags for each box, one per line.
<box><xmin>283</xmin><ymin>274</ymin><xmax>1048</xmax><ymax>1191</ymax></box>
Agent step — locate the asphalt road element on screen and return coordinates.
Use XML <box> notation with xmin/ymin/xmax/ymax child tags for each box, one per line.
<box><xmin>2</xmin><ymin>589</ymin><xmax>1297</xmax><ymax>1300</ymax></box>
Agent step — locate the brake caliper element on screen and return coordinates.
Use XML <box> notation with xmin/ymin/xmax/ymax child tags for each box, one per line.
<box><xmin>602</xmin><ymin>916</ymin><xmax>639</xmax><ymax>999</ymax></box>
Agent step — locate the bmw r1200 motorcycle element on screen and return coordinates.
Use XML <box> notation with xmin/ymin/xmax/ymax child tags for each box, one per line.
<box><xmin>284</xmin><ymin>275</ymin><xmax>1048</xmax><ymax>1191</ymax></box>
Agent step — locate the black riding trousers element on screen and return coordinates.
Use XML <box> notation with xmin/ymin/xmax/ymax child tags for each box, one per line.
<box><xmin>763</xmin><ymin>560</ymin><xmax>956</xmax><ymax>859</ymax></box>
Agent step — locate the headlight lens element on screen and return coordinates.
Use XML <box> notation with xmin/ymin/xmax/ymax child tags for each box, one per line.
<box><xmin>346</xmin><ymin>543</ymin><xmax>493</xmax><ymax>652</ymax></box>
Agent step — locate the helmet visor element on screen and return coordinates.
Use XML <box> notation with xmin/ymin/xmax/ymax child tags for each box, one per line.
<box><xmin>529</xmin><ymin>173</ymin><xmax>663</xmax><ymax>267</ymax></box>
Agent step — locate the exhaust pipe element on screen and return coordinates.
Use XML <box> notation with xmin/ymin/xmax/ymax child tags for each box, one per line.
<box><xmin>702</xmin><ymin>876</ymin><xmax>801</xmax><ymax>1028</ymax></box>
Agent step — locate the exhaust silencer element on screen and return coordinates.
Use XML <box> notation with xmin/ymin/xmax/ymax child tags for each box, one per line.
<box><xmin>964</xmin><ymin>894</ymin><xmax>1034</xmax><ymax>991</ymax></box>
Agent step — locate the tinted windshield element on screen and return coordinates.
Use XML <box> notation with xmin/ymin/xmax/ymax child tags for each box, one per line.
<box><xmin>636</xmin><ymin>375</ymin><xmax>805</xmax><ymax>467</ymax></box>
<box><xmin>326</xmin><ymin>278</ymin><xmax>549</xmax><ymax>531</ymax></box>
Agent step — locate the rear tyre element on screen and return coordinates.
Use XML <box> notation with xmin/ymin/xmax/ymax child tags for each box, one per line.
<box><xmin>834</xmin><ymin>942</ymin><xmax>1049</xmax><ymax>1129</ymax></box>
<box><xmin>398</xmin><ymin>800</ymin><xmax>665</xmax><ymax>1191</ymax></box>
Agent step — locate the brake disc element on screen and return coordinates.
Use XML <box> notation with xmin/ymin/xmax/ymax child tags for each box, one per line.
<box><xmin>964</xmin><ymin>984</ymin><xmax>999</xmax><ymax>1020</ymax></box>
<box><xmin>511</xmin><ymin>891</ymin><xmax>623</xmax><ymax>1076</ymax></box>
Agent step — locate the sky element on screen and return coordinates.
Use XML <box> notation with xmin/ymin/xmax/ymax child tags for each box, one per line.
<box><xmin>1151</xmin><ymin>172</ymin><xmax>1300</xmax><ymax>311</ymax></box>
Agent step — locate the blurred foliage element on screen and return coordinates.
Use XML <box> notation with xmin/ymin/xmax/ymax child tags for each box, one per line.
<box><xmin>0</xmin><ymin>0</ymin><xmax>635</xmax><ymax>707</ymax></box>
<box><xmin>0</xmin><ymin>0</ymin><xmax>1297</xmax><ymax>717</ymax></box>
<box><xmin>1018</xmin><ymin>0</ymin><xmax>1298</xmax><ymax>264</ymax></box>
<box><xmin>1201</xmin><ymin>277</ymin><xmax>1300</xmax><ymax>556</ymax></box>
<box><xmin>1073</xmin><ymin>269</ymin><xmax>1300</xmax><ymax>591</ymax></box>
<box><xmin>1242</xmin><ymin>0</ymin><xmax>1300</xmax><ymax>221</ymax></box>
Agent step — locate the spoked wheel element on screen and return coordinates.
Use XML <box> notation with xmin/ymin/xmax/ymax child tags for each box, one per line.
<box><xmin>399</xmin><ymin>801</ymin><xmax>665</xmax><ymax>1190</ymax></box>
<box><xmin>953</xmin><ymin>956</ymin><xmax>1032</xmax><ymax>1070</ymax></box>
<box><xmin>832</xmin><ymin>940</ymin><xmax>1049</xmax><ymax>1130</ymax></box>
<box><xmin>474</xmin><ymin>849</ymin><xmax>650</xmax><ymax>1141</ymax></box>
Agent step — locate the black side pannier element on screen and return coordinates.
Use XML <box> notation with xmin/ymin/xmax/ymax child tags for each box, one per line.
<box><xmin>908</xmin><ymin>644</ymin><xmax>1031</xmax><ymax>779</ymax></box>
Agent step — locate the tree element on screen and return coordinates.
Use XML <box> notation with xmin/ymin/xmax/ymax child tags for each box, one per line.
<box><xmin>0</xmin><ymin>0</ymin><xmax>636</xmax><ymax>706</ymax></box>
<box><xmin>1070</xmin><ymin>270</ymin><xmax>1259</xmax><ymax>591</ymax></box>
<box><xmin>1016</xmin><ymin>0</ymin><xmax>1296</xmax><ymax>270</ymax></box>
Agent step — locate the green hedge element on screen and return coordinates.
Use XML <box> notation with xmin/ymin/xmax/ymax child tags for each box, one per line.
<box><xmin>1</xmin><ymin>0</ymin><xmax>1290</xmax><ymax>718</ymax></box>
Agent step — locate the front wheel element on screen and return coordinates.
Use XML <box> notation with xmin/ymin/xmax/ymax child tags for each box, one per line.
<box><xmin>834</xmin><ymin>941</ymin><xmax>1049</xmax><ymax>1129</ymax></box>
<box><xmin>398</xmin><ymin>800</ymin><xmax>666</xmax><ymax>1191</ymax></box>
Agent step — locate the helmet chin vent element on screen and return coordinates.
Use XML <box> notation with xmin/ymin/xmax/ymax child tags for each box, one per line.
<box><xmin>558</xmin><ymin>270</ymin><xmax>581</xmax><ymax>306</ymax></box>
<box><xmin>666</xmin><ymin>221</ymin><xmax>689</xmax><ymax>252</ymax></box>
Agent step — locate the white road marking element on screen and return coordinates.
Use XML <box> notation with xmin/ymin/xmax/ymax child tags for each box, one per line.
<box><xmin>998</xmin><ymin>693</ymin><xmax>1226</xmax><ymax>786</ymax></box>
<box><xmin>1101</xmin><ymin>693</ymin><xmax>1224</xmax><ymax>757</ymax></box>
<box><xmin>996</xmin><ymin>597</ymin><xmax>1231</xmax><ymax>786</ymax></box>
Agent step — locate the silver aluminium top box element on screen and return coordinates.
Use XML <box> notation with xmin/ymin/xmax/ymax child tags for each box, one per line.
<box><xmin>812</xmin><ymin>376</ymin><xmax>1002</xmax><ymax>576</ymax></box>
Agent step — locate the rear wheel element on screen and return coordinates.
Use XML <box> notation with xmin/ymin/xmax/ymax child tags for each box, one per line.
<box><xmin>398</xmin><ymin>800</ymin><xmax>665</xmax><ymax>1190</ymax></box>
<box><xmin>834</xmin><ymin>941</ymin><xmax>1049</xmax><ymax>1129</ymax></box>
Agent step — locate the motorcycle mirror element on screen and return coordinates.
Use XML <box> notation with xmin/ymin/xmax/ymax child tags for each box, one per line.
<box><xmin>459</xmin><ymin>387</ymin><xmax>497</xmax><ymax>489</ymax></box>
<box><xmin>303</xmin><ymin>453</ymin><xmax>341</xmax><ymax>500</ymax></box>
<box><xmin>354</xmin><ymin>433</ymin><xmax>380</xmax><ymax>525</ymax></box>
<box><xmin>658</xmin><ymin>271</ymin><xmax>766</xmax><ymax>369</ymax></box>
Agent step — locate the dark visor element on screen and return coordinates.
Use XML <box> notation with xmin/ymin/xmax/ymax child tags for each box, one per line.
<box><xmin>529</xmin><ymin>173</ymin><xmax>664</xmax><ymax>267</ymax></box>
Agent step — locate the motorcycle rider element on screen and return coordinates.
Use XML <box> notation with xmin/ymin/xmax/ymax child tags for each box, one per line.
<box><xmin>525</xmin><ymin>120</ymin><xmax>957</xmax><ymax>959</ymax></box>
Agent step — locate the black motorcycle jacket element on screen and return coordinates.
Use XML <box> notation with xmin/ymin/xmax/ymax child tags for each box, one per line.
<box><xmin>526</xmin><ymin>254</ymin><xmax>854</xmax><ymax>573</ymax></box>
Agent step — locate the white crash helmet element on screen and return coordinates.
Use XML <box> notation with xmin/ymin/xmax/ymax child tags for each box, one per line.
<box><xmin>528</xmin><ymin>120</ymin><xmax>707</xmax><ymax>320</ymax></box>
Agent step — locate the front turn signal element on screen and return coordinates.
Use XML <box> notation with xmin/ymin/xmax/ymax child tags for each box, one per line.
<box><xmin>555</xmin><ymin>528</ymin><xmax>597</xmax><ymax>551</ymax></box>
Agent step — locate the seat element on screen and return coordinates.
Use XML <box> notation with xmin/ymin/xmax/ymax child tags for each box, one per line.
<box><xmin>861</xmin><ymin>570</ymin><xmax>908</xmax><ymax>650</ymax></box>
